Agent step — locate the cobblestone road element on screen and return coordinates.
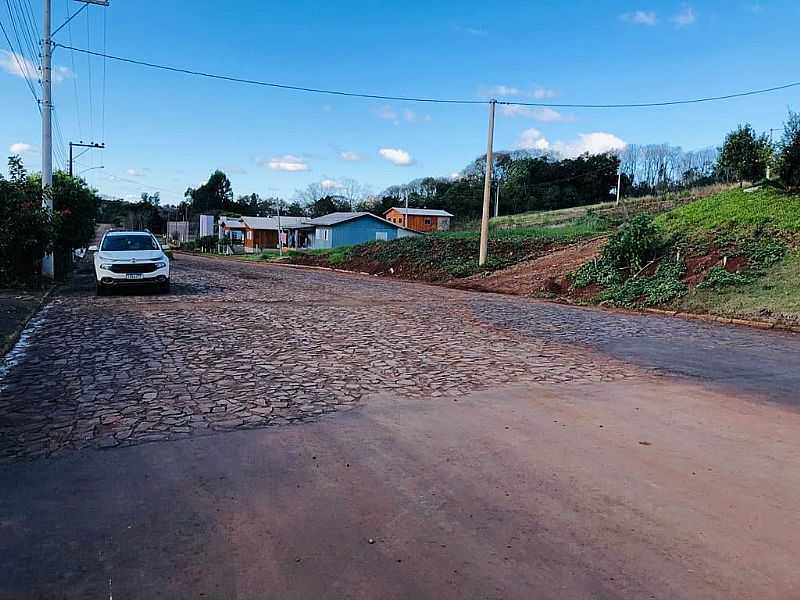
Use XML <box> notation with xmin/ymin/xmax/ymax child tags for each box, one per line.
<box><xmin>1</xmin><ymin>254</ymin><xmax>798</xmax><ymax>462</ymax></box>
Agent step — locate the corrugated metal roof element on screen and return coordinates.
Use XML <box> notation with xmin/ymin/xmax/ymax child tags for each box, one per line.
<box><xmin>240</xmin><ymin>216</ymin><xmax>313</xmax><ymax>230</ymax></box>
<box><xmin>385</xmin><ymin>207</ymin><xmax>454</xmax><ymax>217</ymax></box>
<box><xmin>308</xmin><ymin>212</ymin><xmax>376</xmax><ymax>226</ymax></box>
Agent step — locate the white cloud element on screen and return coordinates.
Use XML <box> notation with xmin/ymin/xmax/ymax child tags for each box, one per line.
<box><xmin>671</xmin><ymin>6</ymin><xmax>697</xmax><ymax>26</ymax></box>
<box><xmin>375</xmin><ymin>105</ymin><xmax>422</xmax><ymax>125</ymax></box>
<box><xmin>9</xmin><ymin>142</ymin><xmax>32</xmax><ymax>154</ymax></box>
<box><xmin>515</xmin><ymin>130</ymin><xmax>626</xmax><ymax>157</ymax></box>
<box><xmin>378</xmin><ymin>148</ymin><xmax>414</xmax><ymax>166</ymax></box>
<box><xmin>486</xmin><ymin>85</ymin><xmax>521</xmax><ymax>97</ymax></box>
<box><xmin>0</xmin><ymin>50</ymin><xmax>72</xmax><ymax>82</ymax></box>
<box><xmin>482</xmin><ymin>85</ymin><xmax>558</xmax><ymax>100</ymax></box>
<box><xmin>621</xmin><ymin>10</ymin><xmax>658</xmax><ymax>25</ymax></box>
<box><xmin>515</xmin><ymin>129</ymin><xmax>551</xmax><ymax>151</ymax></box>
<box><xmin>126</xmin><ymin>168</ymin><xmax>146</xmax><ymax>177</ymax></box>
<box><xmin>502</xmin><ymin>105</ymin><xmax>568</xmax><ymax>122</ymax></box>
<box><xmin>375</xmin><ymin>105</ymin><xmax>398</xmax><ymax>121</ymax></box>
<box><xmin>262</xmin><ymin>155</ymin><xmax>309</xmax><ymax>172</ymax></box>
<box><xmin>554</xmin><ymin>132</ymin><xmax>627</xmax><ymax>157</ymax></box>
<box><xmin>452</xmin><ymin>24</ymin><xmax>488</xmax><ymax>37</ymax></box>
<box><xmin>320</xmin><ymin>179</ymin><xmax>340</xmax><ymax>189</ymax></box>
<box><xmin>449</xmin><ymin>171</ymin><xmax>462</xmax><ymax>180</ymax></box>
<box><xmin>339</xmin><ymin>151</ymin><xmax>360</xmax><ymax>161</ymax></box>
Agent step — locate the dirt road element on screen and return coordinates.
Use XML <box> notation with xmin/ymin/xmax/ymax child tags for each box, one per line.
<box><xmin>1</xmin><ymin>254</ymin><xmax>799</xmax><ymax>599</ymax></box>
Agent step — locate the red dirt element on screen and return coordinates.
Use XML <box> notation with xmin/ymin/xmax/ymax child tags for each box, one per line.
<box><xmin>453</xmin><ymin>237</ymin><xmax>607</xmax><ymax>296</ymax></box>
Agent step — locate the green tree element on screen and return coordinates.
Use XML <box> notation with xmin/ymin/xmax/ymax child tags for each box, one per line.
<box><xmin>185</xmin><ymin>170</ymin><xmax>234</xmax><ymax>213</ymax></box>
<box><xmin>718</xmin><ymin>124</ymin><xmax>772</xmax><ymax>186</ymax></box>
<box><xmin>0</xmin><ymin>157</ymin><xmax>55</xmax><ymax>285</ymax></box>
<box><xmin>778</xmin><ymin>110</ymin><xmax>800</xmax><ymax>190</ymax></box>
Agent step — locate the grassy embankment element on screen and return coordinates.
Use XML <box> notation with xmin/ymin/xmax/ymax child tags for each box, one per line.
<box><xmin>659</xmin><ymin>187</ymin><xmax>800</xmax><ymax>323</ymax></box>
<box><xmin>569</xmin><ymin>185</ymin><xmax>800</xmax><ymax>324</ymax></box>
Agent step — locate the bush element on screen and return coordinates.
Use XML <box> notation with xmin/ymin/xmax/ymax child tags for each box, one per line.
<box><xmin>602</xmin><ymin>214</ymin><xmax>664</xmax><ymax>271</ymax></box>
<box><xmin>698</xmin><ymin>266</ymin><xmax>754</xmax><ymax>289</ymax></box>
<box><xmin>0</xmin><ymin>157</ymin><xmax>55</xmax><ymax>286</ymax></box>
<box><xmin>197</xmin><ymin>235</ymin><xmax>217</xmax><ymax>252</ymax></box>
<box><xmin>600</xmin><ymin>257</ymin><xmax>687</xmax><ymax>307</ymax></box>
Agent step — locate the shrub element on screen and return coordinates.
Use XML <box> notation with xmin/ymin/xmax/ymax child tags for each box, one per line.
<box><xmin>602</xmin><ymin>214</ymin><xmax>664</xmax><ymax>271</ymax></box>
<box><xmin>698</xmin><ymin>266</ymin><xmax>754</xmax><ymax>289</ymax></box>
<box><xmin>600</xmin><ymin>257</ymin><xmax>687</xmax><ymax>307</ymax></box>
<box><xmin>0</xmin><ymin>157</ymin><xmax>55</xmax><ymax>286</ymax></box>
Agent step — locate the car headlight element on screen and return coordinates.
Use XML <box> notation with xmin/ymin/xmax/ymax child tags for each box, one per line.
<box><xmin>100</xmin><ymin>263</ymin><xmax>113</xmax><ymax>270</ymax></box>
<box><xmin>155</xmin><ymin>261</ymin><xmax>167</xmax><ymax>269</ymax></box>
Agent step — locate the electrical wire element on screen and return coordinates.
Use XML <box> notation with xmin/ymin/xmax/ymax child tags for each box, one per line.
<box><xmin>66</xmin><ymin>0</ymin><xmax>82</xmax><ymax>139</ymax></box>
<box><xmin>52</xmin><ymin>42</ymin><xmax>800</xmax><ymax>109</ymax></box>
<box><xmin>85</xmin><ymin>7</ymin><xmax>93</xmax><ymax>141</ymax></box>
<box><xmin>0</xmin><ymin>12</ymin><xmax>40</xmax><ymax>109</ymax></box>
<box><xmin>100</xmin><ymin>6</ymin><xmax>106</xmax><ymax>141</ymax></box>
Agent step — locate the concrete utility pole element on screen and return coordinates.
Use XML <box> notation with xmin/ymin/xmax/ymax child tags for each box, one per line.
<box><xmin>69</xmin><ymin>141</ymin><xmax>105</xmax><ymax>177</ymax></box>
<box><xmin>41</xmin><ymin>0</ymin><xmax>53</xmax><ymax>278</ymax></box>
<box><xmin>478</xmin><ymin>99</ymin><xmax>496</xmax><ymax>267</ymax></box>
<box><xmin>494</xmin><ymin>183</ymin><xmax>500</xmax><ymax>218</ymax></box>
<box><xmin>615</xmin><ymin>171</ymin><xmax>622</xmax><ymax>206</ymax></box>
<box><xmin>277</xmin><ymin>202</ymin><xmax>283</xmax><ymax>256</ymax></box>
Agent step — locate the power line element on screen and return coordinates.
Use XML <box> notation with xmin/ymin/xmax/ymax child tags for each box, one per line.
<box><xmin>0</xmin><ymin>12</ymin><xmax>41</xmax><ymax>109</ymax></box>
<box><xmin>65</xmin><ymin>0</ymin><xmax>83</xmax><ymax>138</ymax></box>
<box><xmin>52</xmin><ymin>43</ymin><xmax>486</xmax><ymax>104</ymax></box>
<box><xmin>52</xmin><ymin>42</ymin><xmax>800</xmax><ymax>109</ymax></box>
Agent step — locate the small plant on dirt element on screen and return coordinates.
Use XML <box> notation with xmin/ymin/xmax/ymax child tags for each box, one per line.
<box><xmin>698</xmin><ymin>266</ymin><xmax>754</xmax><ymax>289</ymax></box>
<box><xmin>571</xmin><ymin>259</ymin><xmax>619</xmax><ymax>288</ymax></box>
<box><xmin>599</xmin><ymin>257</ymin><xmax>687</xmax><ymax>307</ymax></box>
<box><xmin>744</xmin><ymin>238</ymin><xmax>787</xmax><ymax>270</ymax></box>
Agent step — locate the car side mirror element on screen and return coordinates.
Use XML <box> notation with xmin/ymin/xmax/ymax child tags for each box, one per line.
<box><xmin>88</xmin><ymin>245</ymin><xmax>98</xmax><ymax>252</ymax></box>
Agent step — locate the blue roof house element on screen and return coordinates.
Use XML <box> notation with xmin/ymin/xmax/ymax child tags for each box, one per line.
<box><xmin>308</xmin><ymin>212</ymin><xmax>418</xmax><ymax>249</ymax></box>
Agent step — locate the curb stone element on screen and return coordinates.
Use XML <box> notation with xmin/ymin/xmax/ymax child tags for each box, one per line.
<box><xmin>0</xmin><ymin>285</ymin><xmax>56</xmax><ymax>359</ymax></box>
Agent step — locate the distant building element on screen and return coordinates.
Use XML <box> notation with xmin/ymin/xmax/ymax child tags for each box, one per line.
<box><xmin>167</xmin><ymin>221</ymin><xmax>190</xmax><ymax>243</ymax></box>
<box><xmin>199</xmin><ymin>214</ymin><xmax>214</xmax><ymax>238</ymax></box>
<box><xmin>383</xmin><ymin>208</ymin><xmax>453</xmax><ymax>233</ymax></box>
<box><xmin>218</xmin><ymin>216</ymin><xmax>246</xmax><ymax>242</ymax></box>
<box><xmin>240</xmin><ymin>216</ymin><xmax>314</xmax><ymax>253</ymax></box>
<box><xmin>309</xmin><ymin>212</ymin><xmax>417</xmax><ymax>249</ymax></box>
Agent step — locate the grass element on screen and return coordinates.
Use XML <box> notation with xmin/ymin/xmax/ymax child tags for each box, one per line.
<box><xmin>443</xmin><ymin>213</ymin><xmax>608</xmax><ymax>242</ymax></box>
<box><xmin>678</xmin><ymin>251</ymin><xmax>800</xmax><ymax>324</ymax></box>
<box><xmin>656</xmin><ymin>187</ymin><xmax>800</xmax><ymax>243</ymax></box>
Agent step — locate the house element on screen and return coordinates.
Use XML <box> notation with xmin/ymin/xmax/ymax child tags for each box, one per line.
<box><xmin>308</xmin><ymin>212</ymin><xmax>417</xmax><ymax>249</ymax></box>
<box><xmin>383</xmin><ymin>208</ymin><xmax>453</xmax><ymax>233</ymax></box>
<box><xmin>218</xmin><ymin>216</ymin><xmax>246</xmax><ymax>241</ymax></box>
<box><xmin>240</xmin><ymin>216</ymin><xmax>314</xmax><ymax>253</ymax></box>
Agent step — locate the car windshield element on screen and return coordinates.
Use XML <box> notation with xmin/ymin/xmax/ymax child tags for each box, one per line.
<box><xmin>101</xmin><ymin>235</ymin><xmax>159</xmax><ymax>252</ymax></box>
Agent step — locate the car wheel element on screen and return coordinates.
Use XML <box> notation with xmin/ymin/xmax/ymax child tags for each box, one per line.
<box><xmin>160</xmin><ymin>280</ymin><xmax>171</xmax><ymax>294</ymax></box>
<box><xmin>96</xmin><ymin>282</ymin><xmax>107</xmax><ymax>296</ymax></box>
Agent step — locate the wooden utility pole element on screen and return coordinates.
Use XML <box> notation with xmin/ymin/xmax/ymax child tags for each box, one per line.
<box><xmin>478</xmin><ymin>99</ymin><xmax>496</xmax><ymax>267</ymax></box>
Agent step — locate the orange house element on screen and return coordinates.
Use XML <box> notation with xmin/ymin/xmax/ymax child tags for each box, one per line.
<box><xmin>383</xmin><ymin>208</ymin><xmax>453</xmax><ymax>233</ymax></box>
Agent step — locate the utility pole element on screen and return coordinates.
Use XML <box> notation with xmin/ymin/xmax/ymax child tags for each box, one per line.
<box><xmin>277</xmin><ymin>202</ymin><xmax>283</xmax><ymax>256</ymax></box>
<box><xmin>69</xmin><ymin>141</ymin><xmax>105</xmax><ymax>177</ymax></box>
<box><xmin>41</xmin><ymin>0</ymin><xmax>53</xmax><ymax>278</ymax></box>
<box><xmin>403</xmin><ymin>193</ymin><xmax>408</xmax><ymax>229</ymax></box>
<box><xmin>478</xmin><ymin>99</ymin><xmax>496</xmax><ymax>267</ymax></box>
<box><xmin>615</xmin><ymin>171</ymin><xmax>622</xmax><ymax>205</ymax></box>
<box><xmin>494</xmin><ymin>183</ymin><xmax>500</xmax><ymax>218</ymax></box>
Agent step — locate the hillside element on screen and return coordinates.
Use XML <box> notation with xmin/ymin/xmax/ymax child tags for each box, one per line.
<box><xmin>279</xmin><ymin>185</ymin><xmax>800</xmax><ymax>328</ymax></box>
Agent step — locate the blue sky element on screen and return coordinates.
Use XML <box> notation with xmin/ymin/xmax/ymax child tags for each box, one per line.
<box><xmin>1</xmin><ymin>0</ymin><xmax>798</xmax><ymax>204</ymax></box>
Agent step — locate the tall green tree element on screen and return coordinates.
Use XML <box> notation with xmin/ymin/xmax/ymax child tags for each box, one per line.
<box><xmin>778</xmin><ymin>110</ymin><xmax>800</xmax><ymax>190</ymax></box>
<box><xmin>718</xmin><ymin>124</ymin><xmax>772</xmax><ymax>186</ymax></box>
<box><xmin>185</xmin><ymin>170</ymin><xmax>234</xmax><ymax>213</ymax></box>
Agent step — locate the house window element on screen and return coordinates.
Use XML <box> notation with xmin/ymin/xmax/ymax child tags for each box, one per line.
<box><xmin>424</xmin><ymin>218</ymin><xmax>432</xmax><ymax>225</ymax></box>
<box><xmin>376</xmin><ymin>231</ymin><xmax>388</xmax><ymax>241</ymax></box>
<box><xmin>247</xmin><ymin>230</ymin><xmax>253</xmax><ymax>240</ymax></box>
<box><xmin>319</xmin><ymin>228</ymin><xmax>330</xmax><ymax>241</ymax></box>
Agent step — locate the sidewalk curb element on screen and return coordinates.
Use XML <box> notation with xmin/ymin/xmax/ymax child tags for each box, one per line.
<box><xmin>1</xmin><ymin>285</ymin><xmax>56</xmax><ymax>359</ymax></box>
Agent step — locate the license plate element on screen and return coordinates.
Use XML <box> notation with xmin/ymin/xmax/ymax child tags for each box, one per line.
<box><xmin>126</xmin><ymin>273</ymin><xmax>144</xmax><ymax>280</ymax></box>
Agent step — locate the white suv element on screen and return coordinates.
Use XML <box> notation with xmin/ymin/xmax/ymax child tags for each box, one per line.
<box><xmin>90</xmin><ymin>230</ymin><xmax>171</xmax><ymax>295</ymax></box>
